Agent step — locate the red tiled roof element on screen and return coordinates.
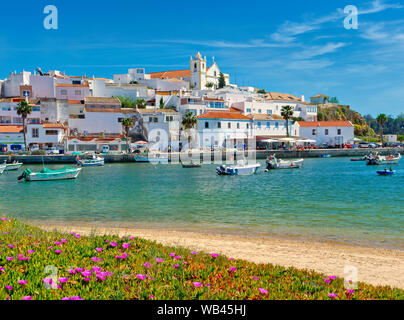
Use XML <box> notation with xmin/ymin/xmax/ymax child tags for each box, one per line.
<box><xmin>56</xmin><ymin>83</ymin><xmax>89</xmax><ymax>88</ymax></box>
<box><xmin>197</xmin><ymin>111</ymin><xmax>252</xmax><ymax>120</ymax></box>
<box><xmin>297</xmin><ymin>121</ymin><xmax>353</xmax><ymax>127</ymax></box>
<box><xmin>148</xmin><ymin>69</ymin><xmax>190</xmax><ymax>79</ymax></box>
<box><xmin>68</xmin><ymin>100</ymin><xmax>83</xmax><ymax>104</ymax></box>
<box><xmin>0</xmin><ymin>125</ymin><xmax>23</xmax><ymax>133</ymax></box>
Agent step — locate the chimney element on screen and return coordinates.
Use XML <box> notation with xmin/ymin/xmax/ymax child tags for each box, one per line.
<box><xmin>300</xmin><ymin>95</ymin><xmax>305</xmax><ymax>102</ymax></box>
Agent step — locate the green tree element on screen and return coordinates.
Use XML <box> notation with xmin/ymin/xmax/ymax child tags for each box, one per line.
<box><xmin>329</xmin><ymin>97</ymin><xmax>339</xmax><ymax>104</ymax></box>
<box><xmin>281</xmin><ymin>105</ymin><xmax>294</xmax><ymax>137</ymax></box>
<box><xmin>116</xmin><ymin>96</ymin><xmax>136</xmax><ymax>108</ymax></box>
<box><xmin>135</xmin><ymin>98</ymin><xmax>146</xmax><ymax>109</ymax></box>
<box><xmin>376</xmin><ymin>113</ymin><xmax>388</xmax><ymax>143</ymax></box>
<box><xmin>159</xmin><ymin>97</ymin><xmax>165</xmax><ymax>109</ymax></box>
<box><xmin>181</xmin><ymin>111</ymin><xmax>197</xmax><ymax>145</ymax></box>
<box><xmin>257</xmin><ymin>89</ymin><xmax>266</xmax><ymax>94</ymax></box>
<box><xmin>218</xmin><ymin>72</ymin><xmax>226</xmax><ymax>89</ymax></box>
<box><xmin>205</xmin><ymin>82</ymin><xmax>214</xmax><ymax>89</ymax></box>
<box><xmin>16</xmin><ymin>100</ymin><xmax>32</xmax><ymax>152</ymax></box>
<box><xmin>121</xmin><ymin>118</ymin><xmax>134</xmax><ymax>153</ymax></box>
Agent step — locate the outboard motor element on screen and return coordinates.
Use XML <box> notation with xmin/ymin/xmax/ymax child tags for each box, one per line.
<box><xmin>216</xmin><ymin>165</ymin><xmax>227</xmax><ymax>175</ymax></box>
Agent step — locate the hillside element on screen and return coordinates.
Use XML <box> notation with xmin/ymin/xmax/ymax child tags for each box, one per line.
<box><xmin>317</xmin><ymin>105</ymin><xmax>376</xmax><ymax>137</ymax></box>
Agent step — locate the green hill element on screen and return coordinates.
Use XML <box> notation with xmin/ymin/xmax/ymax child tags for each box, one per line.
<box><xmin>317</xmin><ymin>105</ymin><xmax>376</xmax><ymax>137</ymax></box>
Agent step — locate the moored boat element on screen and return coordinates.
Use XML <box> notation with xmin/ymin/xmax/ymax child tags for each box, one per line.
<box><xmin>4</xmin><ymin>161</ymin><xmax>23</xmax><ymax>171</ymax></box>
<box><xmin>0</xmin><ymin>162</ymin><xmax>5</xmax><ymax>175</ymax></box>
<box><xmin>367</xmin><ymin>153</ymin><xmax>401</xmax><ymax>165</ymax></box>
<box><xmin>377</xmin><ymin>170</ymin><xmax>395</xmax><ymax>176</ymax></box>
<box><xmin>319</xmin><ymin>154</ymin><xmax>331</xmax><ymax>158</ymax></box>
<box><xmin>18</xmin><ymin>166</ymin><xmax>82</xmax><ymax>182</ymax></box>
<box><xmin>134</xmin><ymin>153</ymin><xmax>168</xmax><ymax>163</ymax></box>
<box><xmin>77</xmin><ymin>155</ymin><xmax>104</xmax><ymax>167</ymax></box>
<box><xmin>216</xmin><ymin>160</ymin><xmax>260</xmax><ymax>176</ymax></box>
<box><xmin>265</xmin><ymin>155</ymin><xmax>304</xmax><ymax>170</ymax></box>
<box><xmin>181</xmin><ymin>161</ymin><xmax>201</xmax><ymax>168</ymax></box>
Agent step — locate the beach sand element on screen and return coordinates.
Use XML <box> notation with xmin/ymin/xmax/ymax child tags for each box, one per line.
<box><xmin>37</xmin><ymin>224</ymin><xmax>404</xmax><ymax>290</ymax></box>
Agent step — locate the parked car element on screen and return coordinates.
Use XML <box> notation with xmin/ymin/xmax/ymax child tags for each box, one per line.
<box><xmin>358</xmin><ymin>142</ymin><xmax>370</xmax><ymax>148</ymax></box>
<box><xmin>45</xmin><ymin>147</ymin><xmax>60</xmax><ymax>154</ymax></box>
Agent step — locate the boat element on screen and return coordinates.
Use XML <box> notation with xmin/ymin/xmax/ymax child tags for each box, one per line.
<box><xmin>77</xmin><ymin>155</ymin><xmax>104</xmax><ymax>167</ymax></box>
<box><xmin>351</xmin><ymin>156</ymin><xmax>368</xmax><ymax>161</ymax></box>
<box><xmin>0</xmin><ymin>162</ymin><xmax>5</xmax><ymax>175</ymax></box>
<box><xmin>181</xmin><ymin>161</ymin><xmax>202</xmax><ymax>168</ymax></box>
<box><xmin>18</xmin><ymin>166</ymin><xmax>82</xmax><ymax>182</ymax></box>
<box><xmin>216</xmin><ymin>160</ymin><xmax>260</xmax><ymax>176</ymax></box>
<box><xmin>367</xmin><ymin>153</ymin><xmax>401</xmax><ymax>165</ymax></box>
<box><xmin>134</xmin><ymin>153</ymin><xmax>169</xmax><ymax>163</ymax></box>
<box><xmin>4</xmin><ymin>161</ymin><xmax>23</xmax><ymax>171</ymax></box>
<box><xmin>377</xmin><ymin>170</ymin><xmax>395</xmax><ymax>176</ymax></box>
<box><xmin>265</xmin><ymin>155</ymin><xmax>304</xmax><ymax>170</ymax></box>
<box><xmin>319</xmin><ymin>154</ymin><xmax>331</xmax><ymax>158</ymax></box>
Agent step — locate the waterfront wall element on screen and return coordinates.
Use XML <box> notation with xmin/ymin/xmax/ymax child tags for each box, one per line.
<box><xmin>0</xmin><ymin>148</ymin><xmax>402</xmax><ymax>164</ymax></box>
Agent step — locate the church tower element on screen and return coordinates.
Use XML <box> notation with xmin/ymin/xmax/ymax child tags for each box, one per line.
<box><xmin>190</xmin><ymin>51</ymin><xmax>207</xmax><ymax>90</ymax></box>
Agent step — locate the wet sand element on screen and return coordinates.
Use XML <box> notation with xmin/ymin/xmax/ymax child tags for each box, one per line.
<box><xmin>37</xmin><ymin>224</ymin><xmax>404</xmax><ymax>290</ymax></box>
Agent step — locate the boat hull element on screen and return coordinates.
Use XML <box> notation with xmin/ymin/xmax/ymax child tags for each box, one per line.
<box><xmin>4</xmin><ymin>163</ymin><xmax>23</xmax><ymax>171</ymax></box>
<box><xmin>217</xmin><ymin>163</ymin><xmax>260</xmax><ymax>176</ymax></box>
<box><xmin>134</xmin><ymin>156</ymin><xmax>168</xmax><ymax>163</ymax></box>
<box><xmin>377</xmin><ymin>171</ymin><xmax>395</xmax><ymax>175</ymax></box>
<box><xmin>267</xmin><ymin>159</ymin><xmax>304</xmax><ymax>170</ymax></box>
<box><xmin>77</xmin><ymin>159</ymin><xmax>104</xmax><ymax>166</ymax></box>
<box><xmin>0</xmin><ymin>165</ymin><xmax>5</xmax><ymax>175</ymax></box>
<box><xmin>24</xmin><ymin>168</ymin><xmax>82</xmax><ymax>181</ymax></box>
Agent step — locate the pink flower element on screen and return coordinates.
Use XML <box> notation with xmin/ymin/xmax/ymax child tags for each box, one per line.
<box><xmin>136</xmin><ymin>274</ymin><xmax>147</xmax><ymax>280</ymax></box>
<box><xmin>5</xmin><ymin>285</ymin><xmax>13</xmax><ymax>291</ymax></box>
<box><xmin>22</xmin><ymin>296</ymin><xmax>32</xmax><ymax>300</ymax></box>
<box><xmin>83</xmin><ymin>278</ymin><xmax>91</xmax><ymax>282</ymax></box>
<box><xmin>28</xmin><ymin>235</ymin><xmax>32</xmax><ymax>238</ymax></box>
<box><xmin>81</xmin><ymin>270</ymin><xmax>92</xmax><ymax>277</ymax></box>
<box><xmin>174</xmin><ymin>256</ymin><xmax>181</xmax><ymax>260</ymax></box>
<box><xmin>58</xmin><ymin>277</ymin><xmax>69</xmax><ymax>283</ymax></box>
<box><xmin>27</xmin><ymin>250</ymin><xmax>35</xmax><ymax>254</ymax></box>
<box><xmin>47</xmin><ymin>246</ymin><xmax>52</xmax><ymax>250</ymax></box>
<box><xmin>210</xmin><ymin>253</ymin><xmax>219</xmax><ymax>258</ymax></box>
<box><xmin>6</xmin><ymin>257</ymin><xmax>14</xmax><ymax>261</ymax></box>
<box><xmin>259</xmin><ymin>288</ymin><xmax>268</xmax><ymax>294</ymax></box>
<box><xmin>105</xmin><ymin>240</ymin><xmax>109</xmax><ymax>243</ymax></box>
<box><xmin>61</xmin><ymin>239</ymin><xmax>68</xmax><ymax>243</ymax></box>
<box><xmin>328</xmin><ymin>293</ymin><xmax>337</xmax><ymax>298</ymax></box>
<box><xmin>43</xmin><ymin>278</ymin><xmax>53</xmax><ymax>284</ymax></box>
<box><xmin>7</xmin><ymin>244</ymin><xmax>15</xmax><ymax>248</ymax></box>
<box><xmin>68</xmin><ymin>269</ymin><xmax>76</xmax><ymax>274</ymax></box>
<box><xmin>190</xmin><ymin>251</ymin><xmax>199</xmax><ymax>255</ymax></box>
<box><xmin>75</xmin><ymin>234</ymin><xmax>80</xmax><ymax>239</ymax></box>
<box><xmin>193</xmin><ymin>282</ymin><xmax>203</xmax><ymax>288</ymax></box>
<box><xmin>253</xmin><ymin>276</ymin><xmax>260</xmax><ymax>280</ymax></box>
<box><xmin>229</xmin><ymin>267</ymin><xmax>237</xmax><ymax>272</ymax></box>
<box><xmin>110</xmin><ymin>242</ymin><xmax>118</xmax><ymax>247</ymax></box>
<box><xmin>115</xmin><ymin>255</ymin><xmax>127</xmax><ymax>259</ymax></box>
<box><xmin>18</xmin><ymin>280</ymin><xmax>27</xmax><ymax>285</ymax></box>
<box><xmin>324</xmin><ymin>278</ymin><xmax>331</xmax><ymax>284</ymax></box>
<box><xmin>122</xmin><ymin>243</ymin><xmax>130</xmax><ymax>249</ymax></box>
<box><xmin>329</xmin><ymin>275</ymin><xmax>336</xmax><ymax>280</ymax></box>
<box><xmin>156</xmin><ymin>258</ymin><xmax>164</xmax><ymax>263</ymax></box>
<box><xmin>0</xmin><ymin>267</ymin><xmax>5</xmax><ymax>273</ymax></box>
<box><xmin>143</xmin><ymin>262</ymin><xmax>152</xmax><ymax>268</ymax></box>
<box><xmin>129</xmin><ymin>237</ymin><xmax>135</xmax><ymax>240</ymax></box>
<box><xmin>75</xmin><ymin>268</ymin><xmax>84</xmax><ymax>273</ymax></box>
<box><xmin>149</xmin><ymin>295</ymin><xmax>155</xmax><ymax>299</ymax></box>
<box><xmin>91</xmin><ymin>257</ymin><xmax>103</xmax><ymax>262</ymax></box>
<box><xmin>172</xmin><ymin>264</ymin><xmax>180</xmax><ymax>268</ymax></box>
<box><xmin>55</xmin><ymin>250</ymin><xmax>62</xmax><ymax>254</ymax></box>
<box><xmin>182</xmin><ymin>261</ymin><xmax>187</xmax><ymax>264</ymax></box>
<box><xmin>169</xmin><ymin>253</ymin><xmax>176</xmax><ymax>257</ymax></box>
<box><xmin>95</xmin><ymin>248</ymin><xmax>104</xmax><ymax>252</ymax></box>
<box><xmin>1</xmin><ymin>217</ymin><xmax>7</xmax><ymax>221</ymax></box>
<box><xmin>54</xmin><ymin>241</ymin><xmax>62</xmax><ymax>246</ymax></box>
<box><xmin>347</xmin><ymin>289</ymin><xmax>355</xmax><ymax>294</ymax></box>
<box><xmin>18</xmin><ymin>257</ymin><xmax>30</xmax><ymax>261</ymax></box>
<box><xmin>206</xmin><ymin>283</ymin><xmax>210</xmax><ymax>287</ymax></box>
<box><xmin>96</xmin><ymin>274</ymin><xmax>106</xmax><ymax>281</ymax></box>
<box><xmin>92</xmin><ymin>266</ymin><xmax>102</xmax><ymax>272</ymax></box>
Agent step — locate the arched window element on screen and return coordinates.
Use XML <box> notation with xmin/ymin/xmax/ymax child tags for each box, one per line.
<box><xmin>194</xmin><ymin>63</ymin><xmax>197</xmax><ymax>71</ymax></box>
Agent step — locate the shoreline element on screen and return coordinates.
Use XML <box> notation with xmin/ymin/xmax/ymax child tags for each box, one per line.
<box><xmin>36</xmin><ymin>223</ymin><xmax>404</xmax><ymax>290</ymax></box>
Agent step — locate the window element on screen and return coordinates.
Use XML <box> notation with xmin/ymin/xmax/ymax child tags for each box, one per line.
<box><xmin>72</xmin><ymin>80</ymin><xmax>81</xmax><ymax>85</ymax></box>
<box><xmin>246</xmin><ymin>108</ymin><xmax>251</xmax><ymax>113</ymax></box>
<box><xmin>228</xmin><ymin>122</ymin><xmax>231</xmax><ymax>129</ymax></box>
<box><xmin>337</xmin><ymin>129</ymin><xmax>342</xmax><ymax>135</ymax></box>
<box><xmin>258</xmin><ymin>109</ymin><xmax>262</xmax><ymax>114</ymax></box>
<box><xmin>237</xmin><ymin>123</ymin><xmax>240</xmax><ymax>129</ymax></box>
<box><xmin>117</xmin><ymin>118</ymin><xmax>123</xmax><ymax>123</ymax></box>
<box><xmin>257</xmin><ymin>121</ymin><xmax>262</xmax><ymax>129</ymax></box>
<box><xmin>325</xmin><ymin>129</ymin><xmax>329</xmax><ymax>135</ymax></box>
<box><xmin>60</xmin><ymin>90</ymin><xmax>67</xmax><ymax>95</ymax></box>
<box><xmin>275</xmin><ymin>122</ymin><xmax>279</xmax><ymax>129</ymax></box>
<box><xmin>205</xmin><ymin>122</ymin><xmax>209</xmax><ymax>129</ymax></box>
<box><xmin>246</xmin><ymin>123</ymin><xmax>249</xmax><ymax>129</ymax></box>
<box><xmin>22</xmin><ymin>90</ymin><xmax>31</xmax><ymax>97</ymax></box>
<box><xmin>45</xmin><ymin>130</ymin><xmax>58</xmax><ymax>135</ymax></box>
<box><xmin>267</xmin><ymin>110</ymin><xmax>272</xmax><ymax>115</ymax></box>
<box><xmin>217</xmin><ymin>122</ymin><xmax>221</xmax><ymax>129</ymax></box>
<box><xmin>32</xmin><ymin>128</ymin><xmax>39</xmax><ymax>138</ymax></box>
<box><xmin>312</xmin><ymin>129</ymin><xmax>316</xmax><ymax>135</ymax></box>
<box><xmin>266</xmin><ymin>121</ymin><xmax>270</xmax><ymax>128</ymax></box>
<box><xmin>166</xmin><ymin>116</ymin><xmax>174</xmax><ymax>122</ymax></box>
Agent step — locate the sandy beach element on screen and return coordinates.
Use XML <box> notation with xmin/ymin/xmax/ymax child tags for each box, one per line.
<box><xmin>36</xmin><ymin>224</ymin><xmax>404</xmax><ymax>290</ymax></box>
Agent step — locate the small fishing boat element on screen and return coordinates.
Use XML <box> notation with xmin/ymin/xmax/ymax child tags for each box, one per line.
<box><xmin>4</xmin><ymin>161</ymin><xmax>23</xmax><ymax>171</ymax></box>
<box><xmin>181</xmin><ymin>161</ymin><xmax>202</xmax><ymax>168</ymax></box>
<box><xmin>18</xmin><ymin>166</ymin><xmax>82</xmax><ymax>182</ymax></box>
<box><xmin>377</xmin><ymin>170</ymin><xmax>395</xmax><ymax>176</ymax></box>
<box><xmin>265</xmin><ymin>155</ymin><xmax>304</xmax><ymax>170</ymax></box>
<box><xmin>134</xmin><ymin>153</ymin><xmax>169</xmax><ymax>163</ymax></box>
<box><xmin>367</xmin><ymin>153</ymin><xmax>401</xmax><ymax>165</ymax></box>
<box><xmin>216</xmin><ymin>160</ymin><xmax>260</xmax><ymax>176</ymax></box>
<box><xmin>319</xmin><ymin>154</ymin><xmax>331</xmax><ymax>158</ymax></box>
<box><xmin>77</xmin><ymin>155</ymin><xmax>104</xmax><ymax>167</ymax></box>
<box><xmin>0</xmin><ymin>162</ymin><xmax>5</xmax><ymax>175</ymax></box>
<box><xmin>351</xmin><ymin>156</ymin><xmax>367</xmax><ymax>161</ymax></box>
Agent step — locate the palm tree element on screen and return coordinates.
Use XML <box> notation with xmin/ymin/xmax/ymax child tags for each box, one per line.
<box><xmin>135</xmin><ymin>98</ymin><xmax>146</xmax><ymax>109</ymax></box>
<box><xmin>281</xmin><ymin>105</ymin><xmax>294</xmax><ymax>137</ymax></box>
<box><xmin>181</xmin><ymin>112</ymin><xmax>197</xmax><ymax>147</ymax></box>
<box><xmin>16</xmin><ymin>100</ymin><xmax>32</xmax><ymax>152</ymax></box>
<box><xmin>121</xmin><ymin>118</ymin><xmax>134</xmax><ymax>153</ymax></box>
<box><xmin>376</xmin><ymin>113</ymin><xmax>388</xmax><ymax>144</ymax></box>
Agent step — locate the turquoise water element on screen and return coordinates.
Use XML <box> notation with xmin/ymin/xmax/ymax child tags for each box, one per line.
<box><xmin>0</xmin><ymin>158</ymin><xmax>403</xmax><ymax>250</ymax></box>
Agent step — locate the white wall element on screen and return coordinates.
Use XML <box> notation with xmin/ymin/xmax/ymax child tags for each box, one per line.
<box><xmin>30</xmin><ymin>75</ymin><xmax>56</xmax><ymax>98</ymax></box>
<box><xmin>293</xmin><ymin>124</ymin><xmax>354</xmax><ymax>145</ymax></box>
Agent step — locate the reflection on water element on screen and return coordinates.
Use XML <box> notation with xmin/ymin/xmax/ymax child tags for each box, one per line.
<box><xmin>0</xmin><ymin>158</ymin><xmax>403</xmax><ymax>250</ymax></box>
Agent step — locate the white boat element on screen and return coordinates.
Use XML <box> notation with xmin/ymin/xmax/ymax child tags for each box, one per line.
<box><xmin>3</xmin><ymin>160</ymin><xmax>23</xmax><ymax>171</ymax></box>
<box><xmin>77</xmin><ymin>155</ymin><xmax>104</xmax><ymax>167</ymax></box>
<box><xmin>0</xmin><ymin>162</ymin><xmax>5</xmax><ymax>175</ymax></box>
<box><xmin>367</xmin><ymin>153</ymin><xmax>401</xmax><ymax>165</ymax></box>
<box><xmin>18</xmin><ymin>166</ymin><xmax>82</xmax><ymax>182</ymax></box>
<box><xmin>265</xmin><ymin>155</ymin><xmax>304</xmax><ymax>170</ymax></box>
<box><xmin>134</xmin><ymin>153</ymin><xmax>169</xmax><ymax>163</ymax></box>
<box><xmin>216</xmin><ymin>160</ymin><xmax>260</xmax><ymax>175</ymax></box>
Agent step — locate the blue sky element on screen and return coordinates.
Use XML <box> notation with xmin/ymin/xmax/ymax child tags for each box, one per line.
<box><xmin>1</xmin><ymin>0</ymin><xmax>404</xmax><ymax>116</ymax></box>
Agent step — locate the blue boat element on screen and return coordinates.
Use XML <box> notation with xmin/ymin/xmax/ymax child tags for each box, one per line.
<box><xmin>377</xmin><ymin>170</ymin><xmax>395</xmax><ymax>176</ymax></box>
<box><xmin>319</xmin><ymin>154</ymin><xmax>331</xmax><ymax>158</ymax></box>
<box><xmin>134</xmin><ymin>153</ymin><xmax>168</xmax><ymax>163</ymax></box>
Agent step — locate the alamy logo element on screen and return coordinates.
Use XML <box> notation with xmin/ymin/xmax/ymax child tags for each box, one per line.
<box><xmin>344</xmin><ymin>5</ymin><xmax>359</xmax><ymax>30</ymax></box>
<box><xmin>44</xmin><ymin>5</ymin><xmax>58</xmax><ymax>30</ymax></box>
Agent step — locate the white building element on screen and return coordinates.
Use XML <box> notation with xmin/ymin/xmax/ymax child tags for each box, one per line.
<box><xmin>26</xmin><ymin>123</ymin><xmax>67</xmax><ymax>150</ymax></box>
<box><xmin>0</xmin><ymin>125</ymin><xmax>25</xmax><ymax>152</ymax></box>
<box><xmin>0</xmin><ymin>98</ymin><xmax>41</xmax><ymax>125</ymax></box>
<box><xmin>292</xmin><ymin>121</ymin><xmax>354</xmax><ymax>146</ymax></box>
<box><xmin>196</xmin><ymin>111</ymin><xmax>253</xmax><ymax>149</ymax></box>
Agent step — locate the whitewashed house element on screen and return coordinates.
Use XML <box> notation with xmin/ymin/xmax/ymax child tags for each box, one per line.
<box><xmin>26</xmin><ymin>123</ymin><xmax>67</xmax><ymax>150</ymax></box>
<box><xmin>0</xmin><ymin>125</ymin><xmax>24</xmax><ymax>152</ymax></box>
<box><xmin>292</xmin><ymin>121</ymin><xmax>354</xmax><ymax>146</ymax></box>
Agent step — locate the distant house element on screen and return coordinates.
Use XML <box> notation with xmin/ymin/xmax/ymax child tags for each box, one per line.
<box><xmin>292</xmin><ymin>121</ymin><xmax>354</xmax><ymax>146</ymax></box>
<box><xmin>310</xmin><ymin>95</ymin><xmax>330</xmax><ymax>105</ymax></box>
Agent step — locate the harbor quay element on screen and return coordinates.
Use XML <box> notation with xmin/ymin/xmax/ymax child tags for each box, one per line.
<box><xmin>0</xmin><ymin>147</ymin><xmax>402</xmax><ymax>164</ymax></box>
